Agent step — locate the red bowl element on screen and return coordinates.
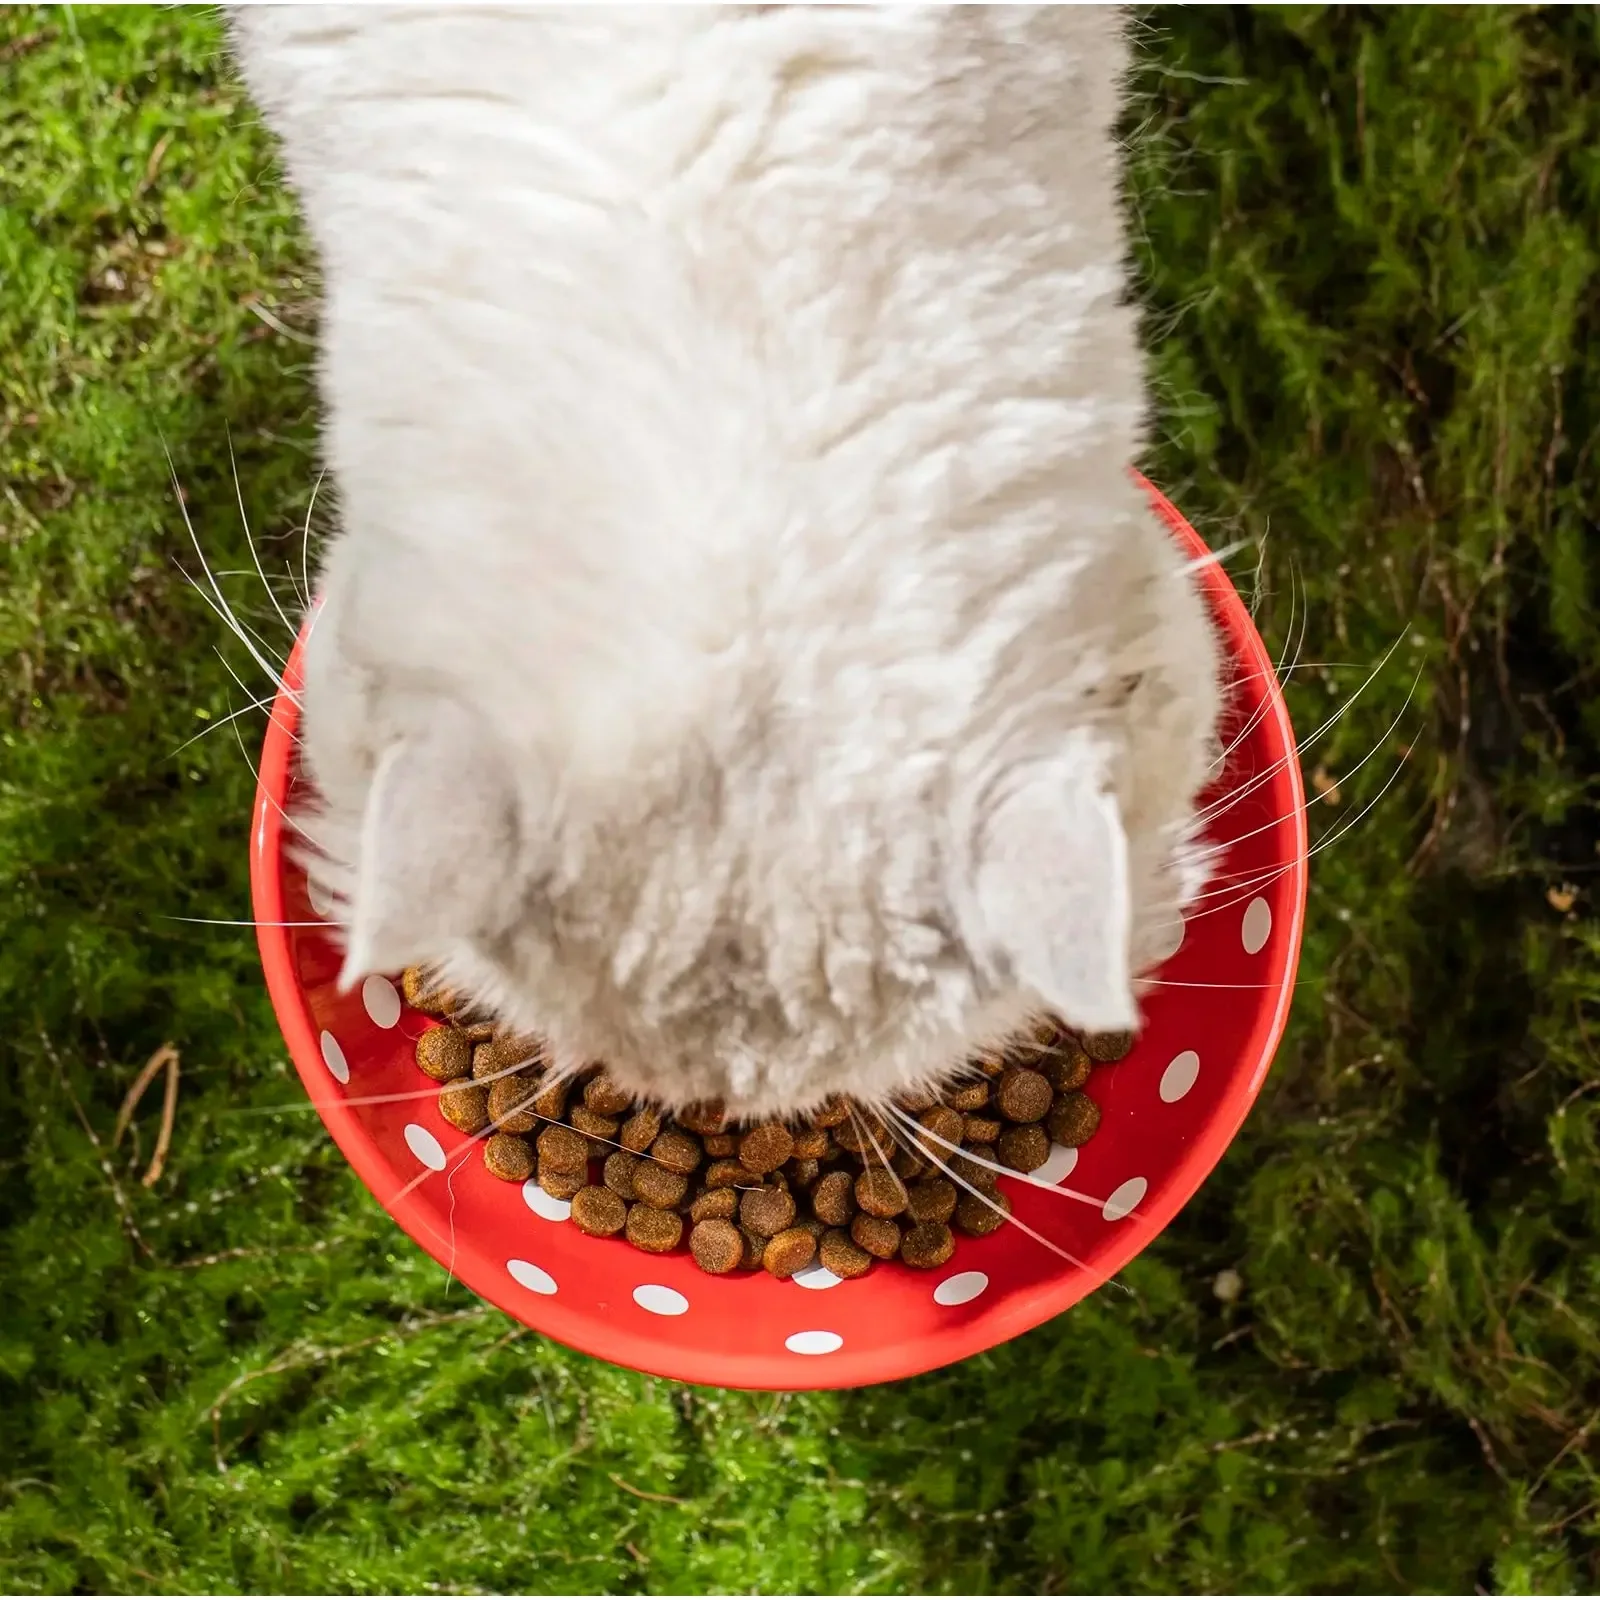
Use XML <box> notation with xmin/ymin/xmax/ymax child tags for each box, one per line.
<box><xmin>250</xmin><ymin>477</ymin><xmax>1306</xmax><ymax>1390</ymax></box>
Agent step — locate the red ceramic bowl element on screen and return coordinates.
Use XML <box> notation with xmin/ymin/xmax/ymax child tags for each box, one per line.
<box><xmin>251</xmin><ymin>477</ymin><xmax>1306</xmax><ymax>1390</ymax></box>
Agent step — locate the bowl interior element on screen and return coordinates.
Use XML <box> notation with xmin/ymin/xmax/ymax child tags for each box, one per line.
<box><xmin>250</xmin><ymin>479</ymin><xmax>1306</xmax><ymax>1390</ymax></box>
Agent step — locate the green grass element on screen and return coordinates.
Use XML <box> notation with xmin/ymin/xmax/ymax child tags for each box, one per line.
<box><xmin>2</xmin><ymin>5</ymin><xmax>1598</xmax><ymax>1592</ymax></box>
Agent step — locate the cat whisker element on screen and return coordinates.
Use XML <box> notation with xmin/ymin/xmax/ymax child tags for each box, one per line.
<box><xmin>168</xmin><ymin>687</ymin><xmax>288</xmax><ymax>760</ymax></box>
<box><xmin>1266</xmin><ymin>553</ymin><xmax>1303</xmax><ymax>669</ymax></box>
<box><xmin>1139</xmin><ymin>975</ymin><xmax>1313</xmax><ymax>989</ymax></box>
<box><xmin>1208</xmin><ymin>652</ymin><xmax>1372</xmax><ymax>784</ymax></box>
<box><xmin>1194</xmin><ymin>666</ymin><xmax>1422</xmax><ymax>865</ymax></box>
<box><xmin>1242</xmin><ymin>661</ymin><xmax>1379</xmax><ymax>683</ymax></box>
<box><xmin>400</xmin><ymin>1081</ymin><xmax>564</xmax><ymax>1211</ymax></box>
<box><xmin>1209</xmin><ymin>563</ymin><xmax>1304</xmax><ymax>774</ymax></box>
<box><xmin>231</xmin><ymin>1057</ymin><xmax>540</xmax><ymax>1115</ymax></box>
<box><xmin>878</xmin><ymin>1105</ymin><xmax>1113</xmax><ymax>1279</ymax></box>
<box><xmin>881</xmin><ymin>1102</ymin><xmax>1137</xmax><ymax>1217</ymax></box>
<box><xmin>205</xmin><ymin>568</ymin><xmax>312</xmax><ymax>587</ymax></box>
<box><xmin>1169</xmin><ymin>729</ymin><xmax>1421</xmax><ymax>934</ymax></box>
<box><xmin>389</xmin><ymin>1123</ymin><xmax>499</xmax><ymax>1207</ymax></box>
<box><xmin>1198</xmin><ymin>625</ymin><xmax>1410</xmax><ymax>829</ymax></box>
<box><xmin>160</xmin><ymin>916</ymin><xmax>328</xmax><ymax>929</ymax></box>
<box><xmin>1286</xmin><ymin>731</ymin><xmax>1423</xmax><ymax>873</ymax></box>
<box><xmin>283</xmin><ymin>561</ymin><xmax>308</xmax><ymax>619</ymax></box>
<box><xmin>300</xmin><ymin>466</ymin><xmax>327</xmax><ymax>621</ymax></box>
<box><xmin>229</xmin><ymin>715</ymin><xmax>326</xmax><ymax>848</ymax></box>
<box><xmin>1179</xmin><ymin>853</ymin><xmax>1307</xmax><ymax>911</ymax></box>
<box><xmin>1246</xmin><ymin>528</ymin><xmax>1278</xmax><ymax>623</ymax></box>
<box><xmin>172</xmin><ymin>555</ymin><xmax>297</xmax><ymax>705</ymax></box>
<box><xmin>227</xmin><ymin>422</ymin><xmax>301</xmax><ymax>650</ymax></box>
<box><xmin>210</xmin><ymin>642</ymin><xmax>281</xmax><ymax>720</ymax></box>
<box><xmin>847</xmin><ymin>1102</ymin><xmax>898</xmax><ymax>1176</ymax></box>
<box><xmin>164</xmin><ymin>439</ymin><xmax>295</xmax><ymax>699</ymax></box>
<box><xmin>1176</xmin><ymin>537</ymin><xmax>1254</xmax><ymax>577</ymax></box>
<box><xmin>442</xmin><ymin>1143</ymin><xmax>472</xmax><ymax>1292</ymax></box>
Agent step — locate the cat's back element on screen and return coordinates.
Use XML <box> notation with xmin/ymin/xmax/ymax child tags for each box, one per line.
<box><xmin>234</xmin><ymin>6</ymin><xmax>1149</xmax><ymax>781</ymax></box>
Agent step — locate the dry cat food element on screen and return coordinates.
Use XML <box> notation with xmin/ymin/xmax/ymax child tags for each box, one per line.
<box><xmin>402</xmin><ymin>971</ymin><xmax>1127</xmax><ymax>1280</ymax></box>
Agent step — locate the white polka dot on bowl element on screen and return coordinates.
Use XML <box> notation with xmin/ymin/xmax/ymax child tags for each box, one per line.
<box><xmin>403</xmin><ymin>1123</ymin><xmax>446</xmax><ymax>1171</ymax></box>
<box><xmin>933</xmin><ymin>1271</ymin><xmax>989</xmax><ymax>1307</ymax></box>
<box><xmin>506</xmin><ymin>1259</ymin><xmax>557</xmax><ymax>1295</ymax></box>
<box><xmin>1159</xmin><ymin>1049</ymin><xmax>1200</xmax><ymax>1104</ymax></box>
<box><xmin>522</xmin><ymin>1178</ymin><xmax>573</xmax><ymax>1222</ymax></box>
<box><xmin>633</xmin><ymin>1284</ymin><xmax>689</xmax><ymax>1316</ymax></box>
<box><xmin>1033</xmin><ymin>1144</ymin><xmax>1079</xmax><ymax>1186</ymax></box>
<box><xmin>307</xmin><ymin>873</ymin><xmax>335</xmax><ymax>921</ymax></box>
<box><xmin>361</xmin><ymin>973</ymin><xmax>401</xmax><ymax>1029</ymax></box>
<box><xmin>1102</xmin><ymin>1175</ymin><xmax>1148</xmax><ymax>1222</ymax></box>
<box><xmin>792</xmin><ymin>1265</ymin><xmax>842</xmax><ymax>1291</ymax></box>
<box><xmin>785</xmin><ymin>1329</ymin><xmax>843</xmax><ymax>1355</ymax></box>
<box><xmin>1149</xmin><ymin>915</ymin><xmax>1186</xmax><ymax>963</ymax></box>
<box><xmin>318</xmin><ymin>1029</ymin><xmax>349</xmax><ymax>1085</ymax></box>
<box><xmin>1241</xmin><ymin>896</ymin><xmax>1272</xmax><ymax>955</ymax></box>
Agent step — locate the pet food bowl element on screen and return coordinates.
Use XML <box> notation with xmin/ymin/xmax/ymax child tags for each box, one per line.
<box><xmin>250</xmin><ymin>477</ymin><xmax>1307</xmax><ymax>1390</ymax></box>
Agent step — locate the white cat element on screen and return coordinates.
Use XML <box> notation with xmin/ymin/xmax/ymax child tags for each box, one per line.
<box><xmin>231</xmin><ymin>5</ymin><xmax>1223</xmax><ymax>1119</ymax></box>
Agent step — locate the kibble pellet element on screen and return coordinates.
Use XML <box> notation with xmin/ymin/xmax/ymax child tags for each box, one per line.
<box><xmin>900</xmin><ymin>1221</ymin><xmax>956</xmax><ymax>1269</ymax></box>
<box><xmin>850</xmin><ymin>1213</ymin><xmax>902</xmax><ymax>1260</ymax></box>
<box><xmin>953</xmin><ymin>1185</ymin><xmax>1009</xmax><ymax>1237</ymax></box>
<box><xmin>997</xmin><ymin>1123</ymin><xmax>1051</xmax><ymax>1173</ymax></box>
<box><xmin>676</xmin><ymin>1101</ymin><xmax>728</xmax><ymax>1136</ymax></box>
<box><xmin>631</xmin><ymin>1160</ymin><xmax>690</xmax><ymax>1210</ymax></box>
<box><xmin>1047</xmin><ymin>1090</ymin><xmax>1101</xmax><ymax>1147</ymax></box>
<box><xmin>962</xmin><ymin>1113</ymin><xmax>1002</xmax><ymax>1146</ymax></box>
<box><xmin>740</xmin><ymin>1184</ymin><xmax>796</xmax><ymax>1238</ymax></box>
<box><xmin>944</xmin><ymin>1081</ymin><xmax>990</xmax><ymax>1112</ymax></box>
<box><xmin>569</xmin><ymin>1104</ymin><xmax>619</xmax><ymax>1154</ymax></box>
<box><xmin>995</xmin><ymin>1066</ymin><xmax>1052</xmax><ymax>1122</ymax></box>
<box><xmin>484</xmin><ymin>1132</ymin><xmax>534</xmax><ymax>1182</ymax></box>
<box><xmin>537</xmin><ymin>1122</ymin><xmax>589</xmax><ymax>1175</ymax></box>
<box><xmin>855</xmin><ymin>1167</ymin><xmax>908</xmax><ymax>1219</ymax></box>
<box><xmin>625</xmin><ymin>1203</ymin><xmax>683</xmax><ymax>1253</ymax></box>
<box><xmin>536</xmin><ymin>1163</ymin><xmax>586</xmax><ymax>1201</ymax></box>
<box><xmin>650</xmin><ymin>1128</ymin><xmax>703</xmax><ymax>1176</ymax></box>
<box><xmin>689</xmin><ymin>1218</ymin><xmax>744</xmax><ymax>1274</ymax></box>
<box><xmin>762</xmin><ymin>1226</ymin><xmax>818</xmax><ymax>1278</ymax></box>
<box><xmin>738</xmin><ymin>1122</ymin><xmax>794</xmax><ymax>1174</ymax></box>
<box><xmin>688</xmin><ymin>1186</ymin><xmax>738</xmax><ymax>1224</ymax></box>
<box><xmin>818</xmin><ymin>1228</ymin><xmax>873</xmax><ymax>1279</ymax></box>
<box><xmin>487</xmin><ymin>1075</ymin><xmax>539</xmax><ymax>1134</ymax></box>
<box><xmin>415</xmin><ymin>1025</ymin><xmax>471</xmax><ymax>1082</ymax></box>
<box><xmin>1084</xmin><ymin>1030</ymin><xmax>1134</xmax><ymax>1063</ymax></box>
<box><xmin>811</xmin><ymin>1170</ymin><xmax>856</xmax><ymax>1227</ymax></box>
<box><xmin>602</xmin><ymin>1150</ymin><xmax>639</xmax><ymax>1201</ymax></box>
<box><xmin>583</xmin><ymin>1071</ymin><xmax>634</xmax><ymax>1116</ymax></box>
<box><xmin>572</xmin><ymin>1185</ymin><xmax>627</xmax><ymax>1237</ymax></box>
<box><xmin>438</xmin><ymin>1079</ymin><xmax>490</xmax><ymax>1134</ymax></box>
<box><xmin>906</xmin><ymin>1177</ymin><xmax>957</xmax><ymax>1225</ymax></box>
<box><xmin>608</xmin><ymin>1106</ymin><xmax>656</xmax><ymax>1154</ymax></box>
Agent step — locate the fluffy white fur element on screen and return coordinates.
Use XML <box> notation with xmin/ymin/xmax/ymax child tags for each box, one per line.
<box><xmin>232</xmin><ymin>5</ymin><xmax>1224</xmax><ymax>1119</ymax></box>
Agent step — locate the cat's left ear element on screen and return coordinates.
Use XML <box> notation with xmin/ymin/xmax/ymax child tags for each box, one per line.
<box><xmin>338</xmin><ymin>715</ymin><xmax>521</xmax><ymax>990</ymax></box>
<box><xmin>963</xmin><ymin>751</ymin><xmax>1138</xmax><ymax>1033</ymax></box>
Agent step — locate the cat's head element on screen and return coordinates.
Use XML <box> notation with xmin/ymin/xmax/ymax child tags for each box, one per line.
<box><xmin>293</xmin><ymin>490</ymin><xmax>1223</xmax><ymax>1122</ymax></box>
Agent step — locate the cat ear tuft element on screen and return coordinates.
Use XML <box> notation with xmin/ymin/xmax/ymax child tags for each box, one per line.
<box><xmin>969</xmin><ymin>757</ymin><xmax>1138</xmax><ymax>1033</ymax></box>
<box><xmin>338</xmin><ymin>716</ymin><xmax>520</xmax><ymax>990</ymax></box>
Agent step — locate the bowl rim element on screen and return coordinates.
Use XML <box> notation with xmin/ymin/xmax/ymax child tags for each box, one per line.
<box><xmin>250</xmin><ymin>475</ymin><xmax>1308</xmax><ymax>1390</ymax></box>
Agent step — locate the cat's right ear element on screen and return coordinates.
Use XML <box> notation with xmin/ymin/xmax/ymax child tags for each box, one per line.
<box><xmin>338</xmin><ymin>716</ymin><xmax>522</xmax><ymax>990</ymax></box>
<box><xmin>960</xmin><ymin>751</ymin><xmax>1139</xmax><ymax>1034</ymax></box>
